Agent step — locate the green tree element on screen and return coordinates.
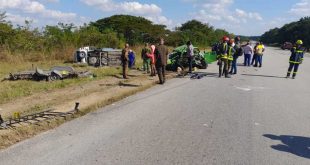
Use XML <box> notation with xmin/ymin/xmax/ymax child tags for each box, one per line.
<box><xmin>91</xmin><ymin>15</ymin><xmax>167</xmax><ymax>45</ymax></box>
<box><xmin>261</xmin><ymin>17</ymin><xmax>310</xmax><ymax>48</ymax></box>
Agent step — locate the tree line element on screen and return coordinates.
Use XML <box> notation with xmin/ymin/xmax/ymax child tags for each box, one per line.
<box><xmin>0</xmin><ymin>12</ymin><xmax>231</xmax><ymax>60</ymax></box>
<box><xmin>261</xmin><ymin>17</ymin><xmax>310</xmax><ymax>48</ymax></box>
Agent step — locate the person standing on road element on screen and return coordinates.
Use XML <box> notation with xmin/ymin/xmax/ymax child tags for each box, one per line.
<box><xmin>141</xmin><ymin>43</ymin><xmax>151</xmax><ymax>73</ymax></box>
<box><xmin>243</xmin><ymin>42</ymin><xmax>253</xmax><ymax>66</ymax></box>
<box><xmin>155</xmin><ymin>38</ymin><xmax>169</xmax><ymax>84</ymax></box>
<box><xmin>121</xmin><ymin>43</ymin><xmax>130</xmax><ymax>79</ymax></box>
<box><xmin>227</xmin><ymin>39</ymin><xmax>235</xmax><ymax>76</ymax></box>
<box><xmin>251</xmin><ymin>43</ymin><xmax>259</xmax><ymax>66</ymax></box>
<box><xmin>286</xmin><ymin>40</ymin><xmax>305</xmax><ymax>79</ymax></box>
<box><xmin>230</xmin><ymin>36</ymin><xmax>242</xmax><ymax>75</ymax></box>
<box><xmin>148</xmin><ymin>44</ymin><xmax>156</xmax><ymax>76</ymax></box>
<box><xmin>217</xmin><ymin>36</ymin><xmax>230</xmax><ymax>78</ymax></box>
<box><xmin>254</xmin><ymin>41</ymin><xmax>265</xmax><ymax>67</ymax></box>
<box><xmin>187</xmin><ymin>41</ymin><xmax>194</xmax><ymax>73</ymax></box>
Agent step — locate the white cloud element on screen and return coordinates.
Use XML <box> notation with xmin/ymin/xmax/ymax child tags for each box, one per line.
<box><xmin>184</xmin><ymin>0</ymin><xmax>233</xmax><ymax>11</ymax></box>
<box><xmin>81</xmin><ymin>0</ymin><xmax>161</xmax><ymax>15</ymax></box>
<box><xmin>81</xmin><ymin>0</ymin><xmax>172</xmax><ymax>27</ymax></box>
<box><xmin>146</xmin><ymin>16</ymin><xmax>173</xmax><ymax>27</ymax></box>
<box><xmin>5</xmin><ymin>13</ymin><xmax>38</xmax><ymax>24</ymax></box>
<box><xmin>202</xmin><ymin>0</ymin><xmax>233</xmax><ymax>12</ymax></box>
<box><xmin>290</xmin><ymin>0</ymin><xmax>310</xmax><ymax>16</ymax></box>
<box><xmin>45</xmin><ymin>0</ymin><xmax>59</xmax><ymax>2</ymax></box>
<box><xmin>193</xmin><ymin>10</ymin><xmax>222</xmax><ymax>22</ymax></box>
<box><xmin>0</xmin><ymin>0</ymin><xmax>76</xmax><ymax>21</ymax></box>
<box><xmin>185</xmin><ymin>0</ymin><xmax>264</xmax><ymax>35</ymax></box>
<box><xmin>0</xmin><ymin>0</ymin><xmax>45</xmax><ymax>13</ymax></box>
<box><xmin>235</xmin><ymin>9</ymin><xmax>262</xmax><ymax>21</ymax></box>
<box><xmin>119</xmin><ymin>2</ymin><xmax>161</xmax><ymax>15</ymax></box>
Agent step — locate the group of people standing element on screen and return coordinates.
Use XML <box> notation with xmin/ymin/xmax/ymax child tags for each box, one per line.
<box><xmin>216</xmin><ymin>36</ymin><xmax>265</xmax><ymax>78</ymax></box>
<box><xmin>121</xmin><ymin>36</ymin><xmax>305</xmax><ymax>83</ymax></box>
<box><xmin>243</xmin><ymin>41</ymin><xmax>265</xmax><ymax>67</ymax></box>
<box><xmin>216</xmin><ymin>36</ymin><xmax>306</xmax><ymax>79</ymax></box>
<box><xmin>121</xmin><ymin>38</ymin><xmax>169</xmax><ymax>84</ymax></box>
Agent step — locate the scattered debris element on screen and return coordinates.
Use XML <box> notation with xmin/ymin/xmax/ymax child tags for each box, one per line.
<box><xmin>0</xmin><ymin>103</ymin><xmax>80</xmax><ymax>129</ymax></box>
<box><xmin>190</xmin><ymin>72</ymin><xmax>207</xmax><ymax>79</ymax></box>
<box><xmin>3</xmin><ymin>66</ymin><xmax>93</xmax><ymax>82</ymax></box>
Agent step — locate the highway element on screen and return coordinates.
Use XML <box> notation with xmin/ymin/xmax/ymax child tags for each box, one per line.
<box><xmin>1</xmin><ymin>47</ymin><xmax>310</xmax><ymax>165</ymax></box>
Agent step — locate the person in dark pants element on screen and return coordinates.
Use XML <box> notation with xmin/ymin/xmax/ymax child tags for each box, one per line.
<box><xmin>254</xmin><ymin>41</ymin><xmax>265</xmax><ymax>67</ymax></box>
<box><xmin>227</xmin><ymin>39</ymin><xmax>235</xmax><ymax>76</ymax></box>
<box><xmin>251</xmin><ymin>43</ymin><xmax>259</xmax><ymax>65</ymax></box>
<box><xmin>155</xmin><ymin>38</ymin><xmax>169</xmax><ymax>84</ymax></box>
<box><xmin>141</xmin><ymin>43</ymin><xmax>151</xmax><ymax>73</ymax></box>
<box><xmin>121</xmin><ymin>43</ymin><xmax>130</xmax><ymax>79</ymax></box>
<box><xmin>186</xmin><ymin>41</ymin><xmax>194</xmax><ymax>73</ymax></box>
<box><xmin>243</xmin><ymin>42</ymin><xmax>253</xmax><ymax>66</ymax></box>
<box><xmin>230</xmin><ymin>36</ymin><xmax>243</xmax><ymax>74</ymax></box>
<box><xmin>286</xmin><ymin>40</ymin><xmax>305</xmax><ymax>79</ymax></box>
<box><xmin>217</xmin><ymin>36</ymin><xmax>230</xmax><ymax>78</ymax></box>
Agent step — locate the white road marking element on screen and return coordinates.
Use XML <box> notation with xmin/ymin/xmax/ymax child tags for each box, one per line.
<box><xmin>234</xmin><ymin>85</ymin><xmax>268</xmax><ymax>91</ymax></box>
<box><xmin>235</xmin><ymin>86</ymin><xmax>252</xmax><ymax>91</ymax></box>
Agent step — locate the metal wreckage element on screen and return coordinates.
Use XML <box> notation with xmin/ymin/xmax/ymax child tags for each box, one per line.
<box><xmin>166</xmin><ymin>45</ymin><xmax>214</xmax><ymax>71</ymax></box>
<box><xmin>4</xmin><ymin>66</ymin><xmax>93</xmax><ymax>82</ymax></box>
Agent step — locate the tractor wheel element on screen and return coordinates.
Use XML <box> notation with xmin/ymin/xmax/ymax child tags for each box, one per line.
<box><xmin>50</xmin><ymin>73</ymin><xmax>61</xmax><ymax>81</ymax></box>
<box><xmin>101</xmin><ymin>57</ymin><xmax>109</xmax><ymax>66</ymax></box>
<box><xmin>88</xmin><ymin>57</ymin><xmax>98</xmax><ymax>66</ymax></box>
<box><xmin>79</xmin><ymin>52</ymin><xmax>86</xmax><ymax>58</ymax></box>
<box><xmin>199</xmin><ymin>59</ymin><xmax>208</xmax><ymax>69</ymax></box>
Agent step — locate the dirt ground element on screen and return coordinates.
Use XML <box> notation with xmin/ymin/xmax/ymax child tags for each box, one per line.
<box><xmin>0</xmin><ymin>67</ymin><xmax>177</xmax><ymax>149</ymax></box>
<box><xmin>0</xmin><ymin>69</ymin><xmax>174</xmax><ymax>120</ymax></box>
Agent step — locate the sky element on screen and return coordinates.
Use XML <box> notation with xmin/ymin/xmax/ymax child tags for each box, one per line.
<box><xmin>1</xmin><ymin>0</ymin><xmax>310</xmax><ymax>36</ymax></box>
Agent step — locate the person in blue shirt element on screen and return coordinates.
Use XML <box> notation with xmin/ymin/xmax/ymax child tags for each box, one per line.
<box><xmin>128</xmin><ymin>50</ymin><xmax>135</xmax><ymax>69</ymax></box>
<box><xmin>286</xmin><ymin>40</ymin><xmax>305</xmax><ymax>79</ymax></box>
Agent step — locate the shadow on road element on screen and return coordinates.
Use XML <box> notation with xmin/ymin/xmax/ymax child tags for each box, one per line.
<box><xmin>263</xmin><ymin>134</ymin><xmax>310</xmax><ymax>159</ymax></box>
<box><xmin>241</xmin><ymin>74</ymin><xmax>286</xmax><ymax>79</ymax></box>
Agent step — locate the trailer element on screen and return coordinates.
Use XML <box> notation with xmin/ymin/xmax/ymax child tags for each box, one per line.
<box><xmin>87</xmin><ymin>48</ymin><xmax>123</xmax><ymax>67</ymax></box>
<box><xmin>74</xmin><ymin>47</ymin><xmax>123</xmax><ymax>67</ymax></box>
<box><xmin>4</xmin><ymin>66</ymin><xmax>93</xmax><ymax>81</ymax></box>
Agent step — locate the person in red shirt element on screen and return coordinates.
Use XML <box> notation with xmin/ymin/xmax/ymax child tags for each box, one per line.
<box><xmin>148</xmin><ymin>45</ymin><xmax>156</xmax><ymax>76</ymax></box>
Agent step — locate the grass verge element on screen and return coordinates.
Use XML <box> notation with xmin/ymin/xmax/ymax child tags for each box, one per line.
<box><xmin>0</xmin><ymin>75</ymin><xmax>169</xmax><ymax>150</ymax></box>
<box><xmin>0</xmin><ymin>61</ymin><xmax>121</xmax><ymax>104</ymax></box>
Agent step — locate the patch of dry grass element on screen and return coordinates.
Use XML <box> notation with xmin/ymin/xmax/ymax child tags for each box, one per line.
<box><xmin>0</xmin><ymin>75</ymin><xmax>166</xmax><ymax>150</ymax></box>
<box><xmin>0</xmin><ymin>61</ymin><xmax>121</xmax><ymax>105</ymax></box>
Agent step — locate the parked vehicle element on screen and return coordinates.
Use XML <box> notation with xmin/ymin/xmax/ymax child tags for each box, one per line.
<box><xmin>281</xmin><ymin>42</ymin><xmax>293</xmax><ymax>50</ymax></box>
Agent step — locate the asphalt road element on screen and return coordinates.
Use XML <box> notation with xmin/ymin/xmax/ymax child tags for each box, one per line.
<box><xmin>1</xmin><ymin>47</ymin><xmax>310</xmax><ymax>165</ymax></box>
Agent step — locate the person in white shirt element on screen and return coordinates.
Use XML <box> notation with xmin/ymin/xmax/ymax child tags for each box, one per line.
<box><xmin>187</xmin><ymin>41</ymin><xmax>194</xmax><ymax>73</ymax></box>
<box><xmin>243</xmin><ymin>42</ymin><xmax>253</xmax><ymax>66</ymax></box>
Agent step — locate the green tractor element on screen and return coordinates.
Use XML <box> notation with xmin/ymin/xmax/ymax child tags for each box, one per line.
<box><xmin>167</xmin><ymin>45</ymin><xmax>208</xmax><ymax>71</ymax></box>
